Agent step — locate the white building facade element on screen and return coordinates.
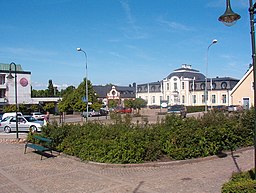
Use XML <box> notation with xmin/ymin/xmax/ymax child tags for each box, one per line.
<box><xmin>136</xmin><ymin>64</ymin><xmax>239</xmax><ymax>107</ymax></box>
<box><xmin>0</xmin><ymin>63</ymin><xmax>32</xmax><ymax>105</ymax></box>
<box><xmin>0</xmin><ymin>63</ymin><xmax>60</xmax><ymax>107</ymax></box>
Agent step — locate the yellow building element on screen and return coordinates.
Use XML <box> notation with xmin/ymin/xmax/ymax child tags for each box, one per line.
<box><xmin>230</xmin><ymin>66</ymin><xmax>253</xmax><ymax>109</ymax></box>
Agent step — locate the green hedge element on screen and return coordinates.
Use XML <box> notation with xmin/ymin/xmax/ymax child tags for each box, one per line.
<box><xmin>40</xmin><ymin>109</ymin><xmax>254</xmax><ymax>164</ymax></box>
<box><xmin>222</xmin><ymin>170</ymin><xmax>256</xmax><ymax>192</ymax></box>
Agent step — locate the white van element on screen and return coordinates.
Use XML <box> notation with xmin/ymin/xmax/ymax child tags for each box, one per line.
<box><xmin>2</xmin><ymin>112</ymin><xmax>23</xmax><ymax>120</ymax></box>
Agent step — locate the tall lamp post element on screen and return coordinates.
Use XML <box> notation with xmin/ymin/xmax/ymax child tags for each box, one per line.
<box><xmin>77</xmin><ymin>48</ymin><xmax>89</xmax><ymax>122</ymax></box>
<box><xmin>7</xmin><ymin>62</ymin><xmax>18</xmax><ymax>139</ymax></box>
<box><xmin>219</xmin><ymin>0</ymin><xmax>256</xmax><ymax>179</ymax></box>
<box><xmin>205</xmin><ymin>39</ymin><xmax>218</xmax><ymax>113</ymax></box>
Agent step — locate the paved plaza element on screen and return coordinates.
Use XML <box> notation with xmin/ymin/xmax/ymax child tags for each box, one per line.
<box><xmin>0</xmin><ymin>133</ymin><xmax>254</xmax><ymax>193</ymax></box>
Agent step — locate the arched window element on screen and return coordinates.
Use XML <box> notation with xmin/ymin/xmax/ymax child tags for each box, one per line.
<box><xmin>211</xmin><ymin>83</ymin><xmax>216</xmax><ymax>89</ymax></box>
<box><xmin>221</xmin><ymin>82</ymin><xmax>227</xmax><ymax>89</ymax></box>
<box><xmin>200</xmin><ymin>83</ymin><xmax>205</xmax><ymax>90</ymax></box>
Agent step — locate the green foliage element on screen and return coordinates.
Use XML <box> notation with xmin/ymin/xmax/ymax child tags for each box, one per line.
<box><xmin>186</xmin><ymin>105</ymin><xmax>205</xmax><ymax>113</ymax></box>
<box><xmin>43</xmin><ymin>102</ymin><xmax>55</xmax><ymax>113</ymax></box>
<box><xmin>222</xmin><ymin>170</ymin><xmax>256</xmax><ymax>193</ymax></box>
<box><xmin>40</xmin><ymin>109</ymin><xmax>254</xmax><ymax>164</ymax></box>
<box><xmin>3</xmin><ymin>105</ymin><xmax>17</xmax><ymax>112</ymax></box>
<box><xmin>47</xmin><ymin>79</ymin><xmax>55</xmax><ymax>97</ymax></box>
<box><xmin>124</xmin><ymin>98</ymin><xmax>147</xmax><ymax>110</ymax></box>
<box><xmin>58</xmin><ymin>79</ymin><xmax>98</xmax><ymax>112</ymax></box>
<box><xmin>108</xmin><ymin>99</ymin><xmax>118</xmax><ymax>108</ymax></box>
<box><xmin>32</xmin><ymin>79</ymin><xmax>60</xmax><ymax>97</ymax></box>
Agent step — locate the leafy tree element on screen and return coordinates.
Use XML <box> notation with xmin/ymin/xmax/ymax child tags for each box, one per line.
<box><xmin>124</xmin><ymin>98</ymin><xmax>147</xmax><ymax>112</ymax></box>
<box><xmin>108</xmin><ymin>99</ymin><xmax>118</xmax><ymax>108</ymax></box>
<box><xmin>59</xmin><ymin>86</ymin><xmax>75</xmax><ymax>97</ymax></box>
<box><xmin>133</xmin><ymin>98</ymin><xmax>147</xmax><ymax>109</ymax></box>
<box><xmin>44</xmin><ymin>102</ymin><xmax>55</xmax><ymax>113</ymax></box>
<box><xmin>47</xmin><ymin>80</ymin><xmax>55</xmax><ymax>97</ymax></box>
<box><xmin>58</xmin><ymin>78</ymin><xmax>98</xmax><ymax>112</ymax></box>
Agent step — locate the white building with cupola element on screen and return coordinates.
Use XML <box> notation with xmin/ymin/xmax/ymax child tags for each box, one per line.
<box><xmin>136</xmin><ymin>64</ymin><xmax>239</xmax><ymax>107</ymax></box>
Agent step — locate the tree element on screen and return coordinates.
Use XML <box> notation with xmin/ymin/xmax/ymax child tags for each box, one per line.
<box><xmin>44</xmin><ymin>102</ymin><xmax>55</xmax><ymax>113</ymax></box>
<box><xmin>47</xmin><ymin>80</ymin><xmax>55</xmax><ymax>97</ymax></box>
<box><xmin>58</xmin><ymin>79</ymin><xmax>98</xmax><ymax>113</ymax></box>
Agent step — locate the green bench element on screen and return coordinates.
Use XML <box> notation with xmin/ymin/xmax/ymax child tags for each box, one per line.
<box><xmin>24</xmin><ymin>135</ymin><xmax>53</xmax><ymax>160</ymax></box>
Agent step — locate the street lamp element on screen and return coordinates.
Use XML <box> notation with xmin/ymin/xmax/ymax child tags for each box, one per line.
<box><xmin>77</xmin><ymin>48</ymin><xmax>89</xmax><ymax>122</ymax></box>
<box><xmin>7</xmin><ymin>62</ymin><xmax>18</xmax><ymax>139</ymax></box>
<box><xmin>205</xmin><ymin>39</ymin><xmax>218</xmax><ymax>113</ymax></box>
<box><xmin>219</xmin><ymin>0</ymin><xmax>256</xmax><ymax>179</ymax></box>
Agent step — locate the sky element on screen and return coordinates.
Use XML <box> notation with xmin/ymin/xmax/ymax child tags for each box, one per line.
<box><xmin>0</xmin><ymin>0</ymin><xmax>252</xmax><ymax>90</ymax></box>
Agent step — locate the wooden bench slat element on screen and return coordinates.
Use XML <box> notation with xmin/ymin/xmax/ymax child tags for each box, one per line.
<box><xmin>33</xmin><ymin>136</ymin><xmax>52</xmax><ymax>143</ymax></box>
<box><xmin>26</xmin><ymin>143</ymin><xmax>50</xmax><ymax>152</ymax></box>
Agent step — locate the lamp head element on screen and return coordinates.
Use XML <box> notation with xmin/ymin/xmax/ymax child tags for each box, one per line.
<box><xmin>218</xmin><ymin>0</ymin><xmax>241</xmax><ymax>26</ymax></box>
<box><xmin>7</xmin><ymin>73</ymin><xmax>14</xmax><ymax>80</ymax></box>
<box><xmin>212</xmin><ymin>39</ymin><xmax>218</xmax><ymax>44</ymax></box>
<box><xmin>76</xmin><ymin>48</ymin><xmax>82</xmax><ymax>51</ymax></box>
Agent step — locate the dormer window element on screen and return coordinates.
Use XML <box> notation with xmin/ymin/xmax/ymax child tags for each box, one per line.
<box><xmin>221</xmin><ymin>82</ymin><xmax>227</xmax><ymax>89</ymax></box>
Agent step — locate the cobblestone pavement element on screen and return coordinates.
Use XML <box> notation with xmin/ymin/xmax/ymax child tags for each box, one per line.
<box><xmin>0</xmin><ymin>134</ymin><xmax>254</xmax><ymax>193</ymax></box>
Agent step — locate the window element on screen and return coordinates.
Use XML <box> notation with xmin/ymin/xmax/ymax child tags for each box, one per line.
<box><xmin>222</xmin><ymin>94</ymin><xmax>227</xmax><ymax>103</ymax></box>
<box><xmin>174</xmin><ymin>82</ymin><xmax>177</xmax><ymax>90</ymax></box>
<box><xmin>212</xmin><ymin>94</ymin><xmax>216</xmax><ymax>104</ymax></box>
<box><xmin>200</xmin><ymin>83</ymin><xmax>205</xmax><ymax>90</ymax></box>
<box><xmin>182</xmin><ymin>82</ymin><xmax>185</xmax><ymax>90</ymax></box>
<box><xmin>0</xmin><ymin>90</ymin><xmax>5</xmax><ymax>98</ymax></box>
<box><xmin>191</xmin><ymin>83</ymin><xmax>196</xmax><ymax>90</ymax></box>
<box><xmin>211</xmin><ymin>83</ymin><xmax>216</xmax><ymax>90</ymax></box>
<box><xmin>193</xmin><ymin>95</ymin><xmax>196</xmax><ymax>104</ymax></box>
<box><xmin>144</xmin><ymin>86</ymin><xmax>148</xmax><ymax>92</ymax></box>
<box><xmin>151</xmin><ymin>86</ymin><xmax>155</xmax><ymax>92</ymax></box>
<box><xmin>182</xmin><ymin>95</ymin><xmax>185</xmax><ymax>104</ymax></box>
<box><xmin>202</xmin><ymin>95</ymin><xmax>205</xmax><ymax>103</ymax></box>
<box><xmin>221</xmin><ymin>82</ymin><xmax>227</xmax><ymax>89</ymax></box>
<box><xmin>152</xmin><ymin>96</ymin><xmax>155</xmax><ymax>104</ymax></box>
<box><xmin>0</xmin><ymin>75</ymin><xmax>5</xmax><ymax>85</ymax></box>
<box><xmin>145</xmin><ymin>96</ymin><xmax>148</xmax><ymax>102</ymax></box>
<box><xmin>167</xmin><ymin>96</ymin><xmax>170</xmax><ymax>103</ymax></box>
<box><xmin>167</xmin><ymin>83</ymin><xmax>169</xmax><ymax>90</ymax></box>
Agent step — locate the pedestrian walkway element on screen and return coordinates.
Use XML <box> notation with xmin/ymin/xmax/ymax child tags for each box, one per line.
<box><xmin>0</xmin><ymin>134</ymin><xmax>254</xmax><ymax>193</ymax></box>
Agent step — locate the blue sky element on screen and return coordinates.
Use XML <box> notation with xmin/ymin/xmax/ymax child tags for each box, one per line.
<box><xmin>0</xmin><ymin>0</ymin><xmax>252</xmax><ymax>90</ymax></box>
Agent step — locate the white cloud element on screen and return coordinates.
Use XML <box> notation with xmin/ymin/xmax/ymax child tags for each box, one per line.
<box><xmin>157</xmin><ymin>16</ymin><xmax>193</xmax><ymax>31</ymax></box>
<box><xmin>119</xmin><ymin>0</ymin><xmax>148</xmax><ymax>40</ymax></box>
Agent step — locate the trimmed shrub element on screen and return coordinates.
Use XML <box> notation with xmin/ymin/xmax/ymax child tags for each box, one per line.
<box><xmin>222</xmin><ymin>170</ymin><xmax>256</xmax><ymax>193</ymax></box>
<box><xmin>40</xmin><ymin>110</ymin><xmax>254</xmax><ymax>164</ymax></box>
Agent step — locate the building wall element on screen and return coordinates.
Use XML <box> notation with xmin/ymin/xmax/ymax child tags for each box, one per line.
<box><xmin>137</xmin><ymin>64</ymin><xmax>239</xmax><ymax>107</ymax></box>
<box><xmin>6</xmin><ymin>73</ymin><xmax>32</xmax><ymax>104</ymax></box>
<box><xmin>231</xmin><ymin>68</ymin><xmax>253</xmax><ymax>108</ymax></box>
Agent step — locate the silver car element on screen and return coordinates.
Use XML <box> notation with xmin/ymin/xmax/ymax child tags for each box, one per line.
<box><xmin>0</xmin><ymin>116</ymin><xmax>43</xmax><ymax>133</ymax></box>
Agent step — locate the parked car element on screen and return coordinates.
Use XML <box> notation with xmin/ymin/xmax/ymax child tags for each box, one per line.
<box><xmin>148</xmin><ymin>105</ymin><xmax>161</xmax><ymax>109</ymax></box>
<box><xmin>2</xmin><ymin>112</ymin><xmax>23</xmax><ymax>120</ymax></box>
<box><xmin>31</xmin><ymin>112</ymin><xmax>45</xmax><ymax>120</ymax></box>
<box><xmin>81</xmin><ymin>110</ymin><xmax>100</xmax><ymax>117</ymax></box>
<box><xmin>227</xmin><ymin>105</ymin><xmax>243</xmax><ymax>112</ymax></box>
<box><xmin>24</xmin><ymin>115</ymin><xmax>44</xmax><ymax>125</ymax></box>
<box><xmin>115</xmin><ymin>107</ymin><xmax>132</xmax><ymax>113</ymax></box>
<box><xmin>167</xmin><ymin>105</ymin><xmax>187</xmax><ymax>118</ymax></box>
<box><xmin>0</xmin><ymin>116</ymin><xmax>43</xmax><ymax>133</ymax></box>
<box><xmin>99</xmin><ymin>109</ymin><xmax>108</xmax><ymax>116</ymax></box>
